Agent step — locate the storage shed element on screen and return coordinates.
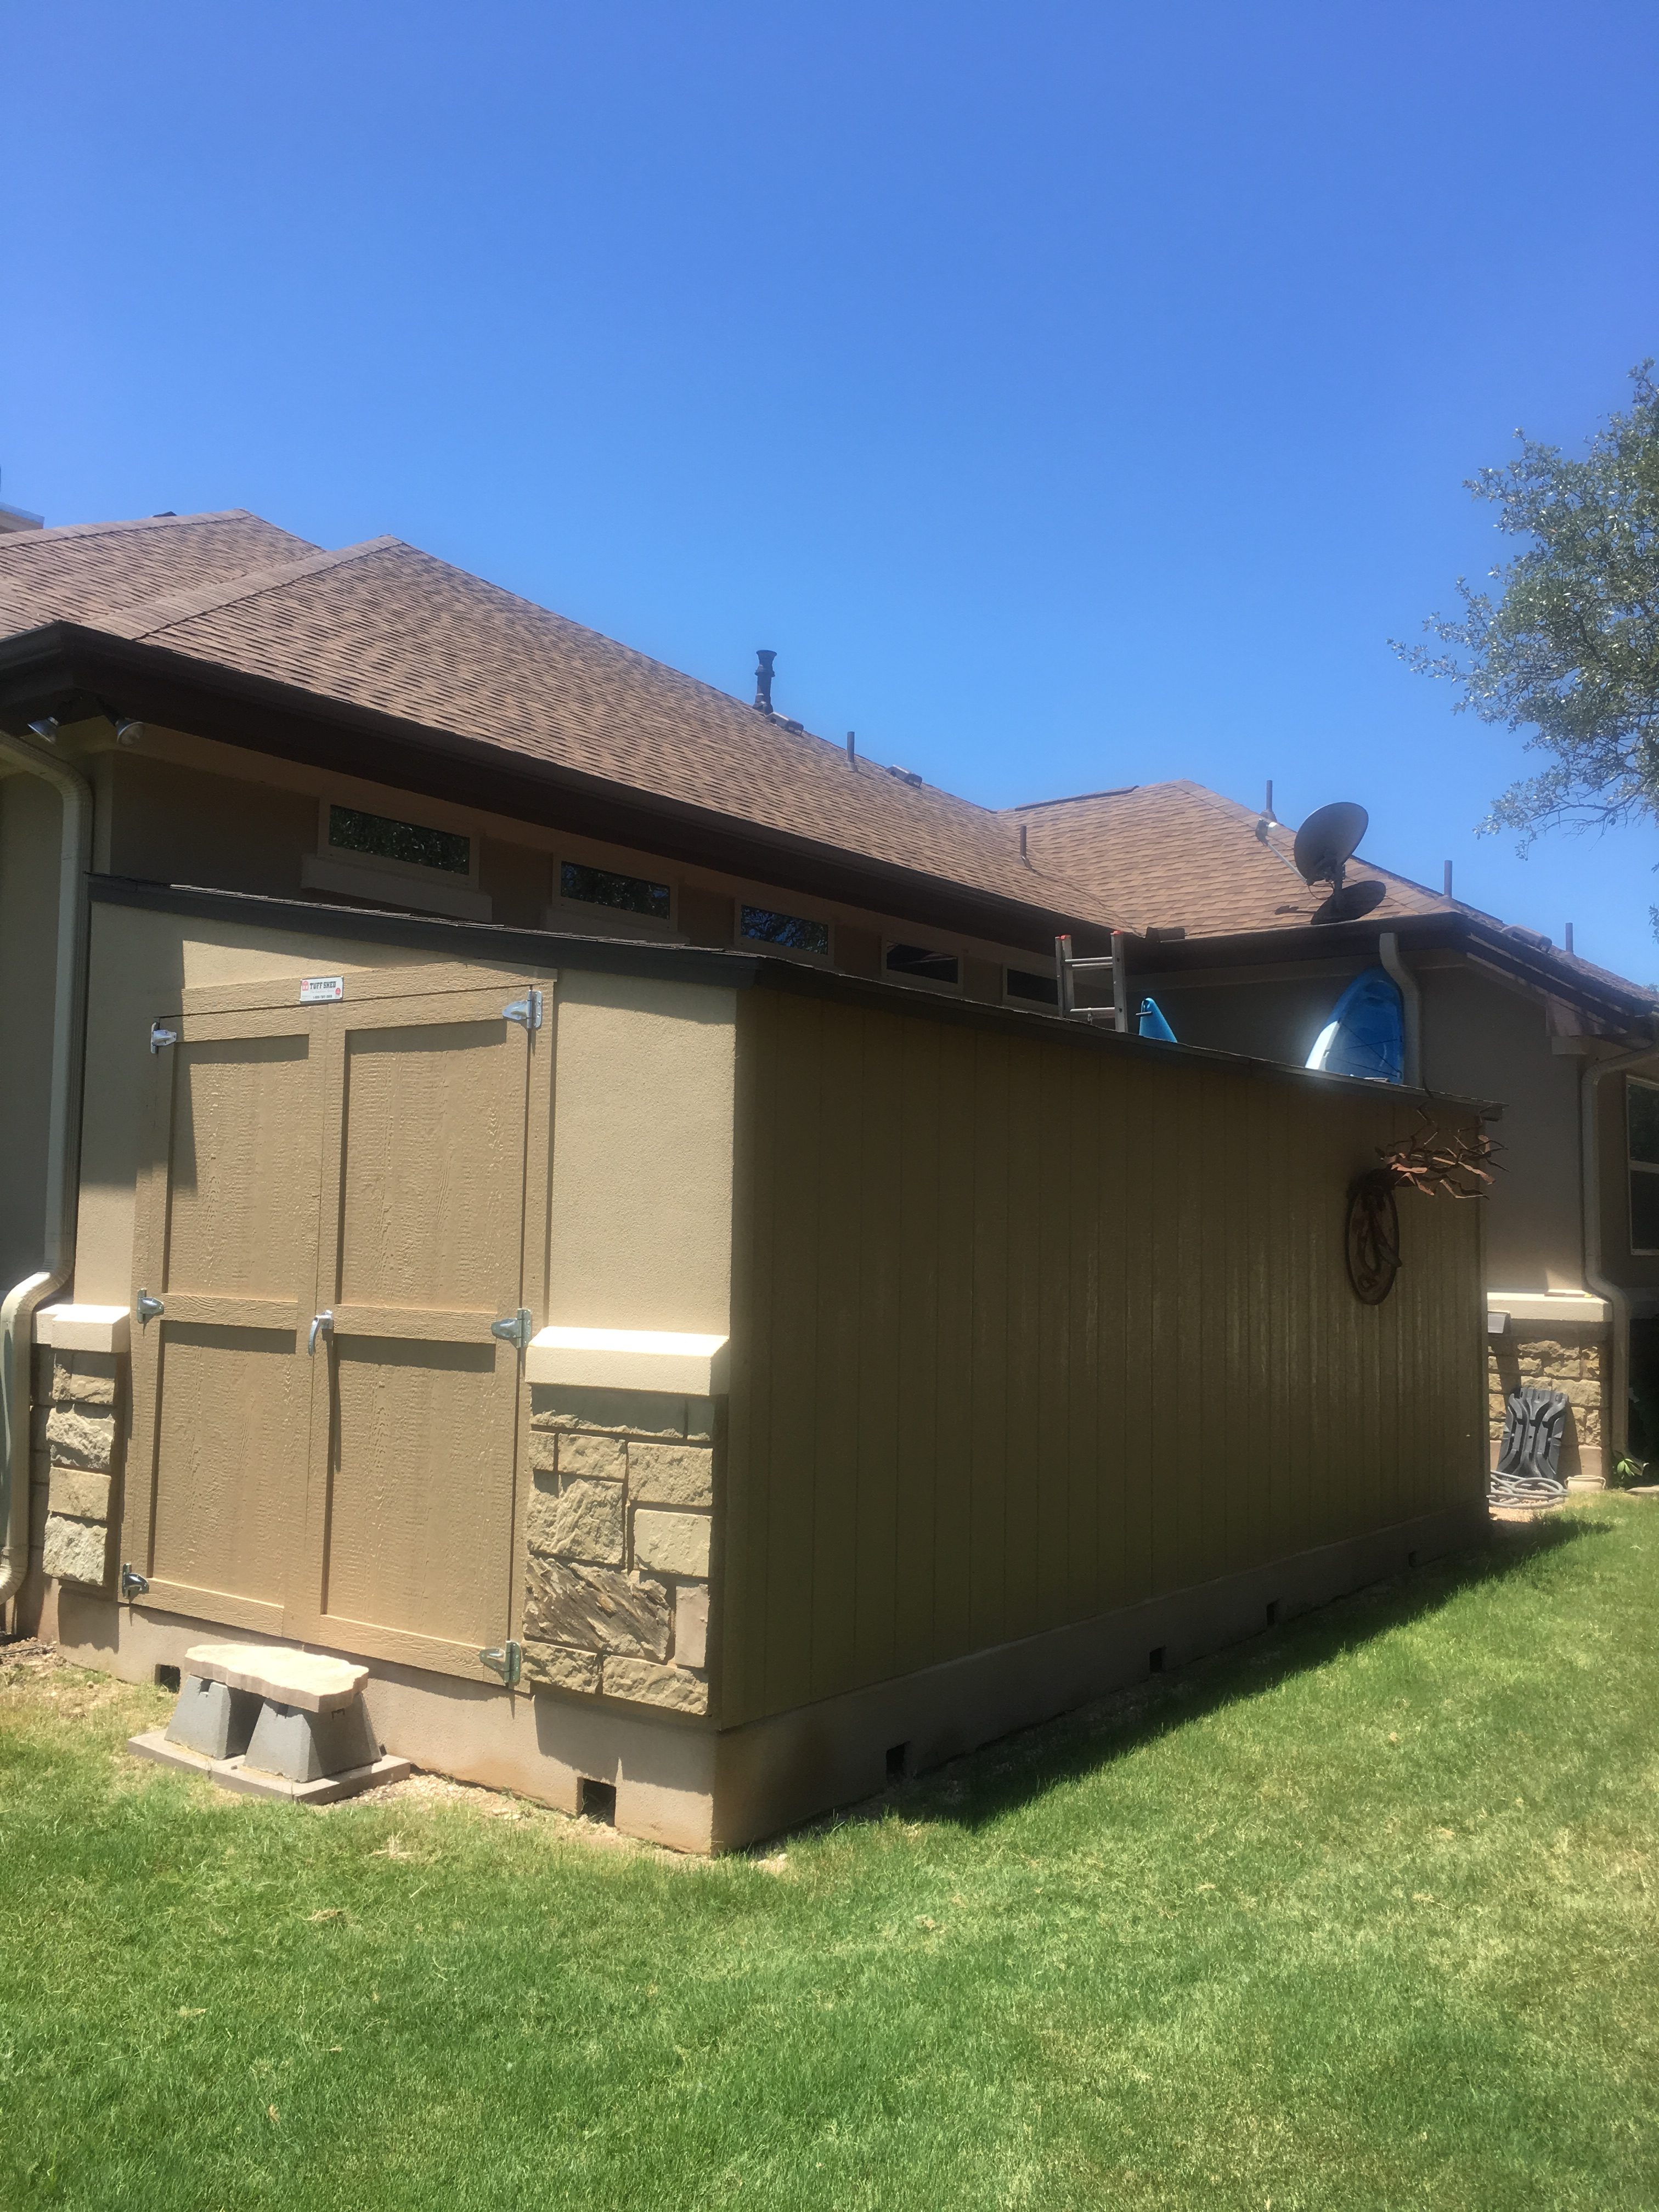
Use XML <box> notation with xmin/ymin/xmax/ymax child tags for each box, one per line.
<box><xmin>37</xmin><ymin>878</ymin><xmax>1487</xmax><ymax>1850</ymax></box>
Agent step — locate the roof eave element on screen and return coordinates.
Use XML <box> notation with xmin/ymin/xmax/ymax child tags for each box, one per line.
<box><xmin>0</xmin><ymin>621</ymin><xmax>1116</xmax><ymax>958</ymax></box>
<box><xmin>1130</xmin><ymin>909</ymin><xmax>1656</xmax><ymax>1031</ymax></box>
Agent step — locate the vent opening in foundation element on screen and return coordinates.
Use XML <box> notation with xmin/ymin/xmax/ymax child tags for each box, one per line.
<box><xmin>885</xmin><ymin>1741</ymin><xmax>911</xmax><ymax>1781</ymax></box>
<box><xmin>578</xmin><ymin>1778</ymin><xmax>617</xmax><ymax>1825</ymax></box>
<box><xmin>1265</xmin><ymin>1601</ymin><xmax>1280</xmax><ymax>1627</ymax></box>
<box><xmin>154</xmin><ymin>1663</ymin><xmax>181</xmax><ymax>1693</ymax></box>
<box><xmin>1148</xmin><ymin>1646</ymin><xmax>1166</xmax><ymax>1674</ymax></box>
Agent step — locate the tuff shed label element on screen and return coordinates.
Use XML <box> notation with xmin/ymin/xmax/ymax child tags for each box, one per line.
<box><xmin>299</xmin><ymin>975</ymin><xmax>345</xmax><ymax>1004</ymax></box>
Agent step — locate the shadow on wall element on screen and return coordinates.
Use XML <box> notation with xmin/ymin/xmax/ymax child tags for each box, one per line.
<box><xmin>784</xmin><ymin>1514</ymin><xmax>1611</xmax><ymax>1846</ymax></box>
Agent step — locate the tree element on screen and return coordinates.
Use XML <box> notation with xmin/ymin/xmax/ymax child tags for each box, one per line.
<box><xmin>1396</xmin><ymin>364</ymin><xmax>1659</xmax><ymax>857</ymax></box>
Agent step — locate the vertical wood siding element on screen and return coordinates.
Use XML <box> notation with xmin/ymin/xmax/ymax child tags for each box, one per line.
<box><xmin>721</xmin><ymin>991</ymin><xmax>1486</xmax><ymax>1729</ymax></box>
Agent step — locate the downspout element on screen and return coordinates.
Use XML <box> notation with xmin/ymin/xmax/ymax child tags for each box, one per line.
<box><xmin>1378</xmin><ymin>931</ymin><xmax>1423</xmax><ymax>1089</ymax></box>
<box><xmin>0</xmin><ymin>732</ymin><xmax>92</xmax><ymax>1615</ymax></box>
<box><xmin>1581</xmin><ymin>1019</ymin><xmax>1659</xmax><ymax>1468</ymax></box>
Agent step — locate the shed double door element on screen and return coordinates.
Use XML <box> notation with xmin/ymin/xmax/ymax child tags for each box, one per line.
<box><xmin>125</xmin><ymin>965</ymin><xmax>550</xmax><ymax>1682</ymax></box>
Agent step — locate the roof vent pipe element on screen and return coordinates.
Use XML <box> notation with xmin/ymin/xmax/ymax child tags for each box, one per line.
<box><xmin>754</xmin><ymin>650</ymin><xmax>776</xmax><ymax>715</ymax></box>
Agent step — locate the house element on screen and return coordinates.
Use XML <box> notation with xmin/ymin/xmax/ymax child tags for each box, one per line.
<box><xmin>1013</xmin><ymin>781</ymin><xmax>1659</xmax><ymax>1487</ymax></box>
<box><xmin>1</xmin><ymin>510</ymin><xmax>1491</xmax><ymax>1848</ymax></box>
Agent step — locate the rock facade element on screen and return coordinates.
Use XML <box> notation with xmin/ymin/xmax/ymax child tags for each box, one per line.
<box><xmin>37</xmin><ymin>1348</ymin><xmax>124</xmax><ymax>1588</ymax></box>
<box><xmin>520</xmin><ymin>1384</ymin><xmax>716</xmax><ymax>1716</ymax></box>
<box><xmin>1488</xmin><ymin>1323</ymin><xmax>1609</xmax><ymax>1487</ymax></box>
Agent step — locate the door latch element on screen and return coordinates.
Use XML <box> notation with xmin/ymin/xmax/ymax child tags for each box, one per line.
<box><xmin>308</xmin><ymin>1310</ymin><xmax>334</xmax><ymax>1356</ymax></box>
<box><xmin>120</xmin><ymin>1563</ymin><xmax>150</xmax><ymax>1600</ymax></box>
<box><xmin>489</xmin><ymin>1308</ymin><xmax>533</xmax><ymax>1354</ymax></box>
<box><xmin>502</xmin><ymin>990</ymin><xmax>543</xmax><ymax>1031</ymax></box>
<box><xmin>479</xmin><ymin>1639</ymin><xmax>522</xmax><ymax>1688</ymax></box>
<box><xmin>149</xmin><ymin>1021</ymin><xmax>178</xmax><ymax>1053</ymax></box>
<box><xmin>136</xmin><ymin>1290</ymin><xmax>165</xmax><ymax>1326</ymax></box>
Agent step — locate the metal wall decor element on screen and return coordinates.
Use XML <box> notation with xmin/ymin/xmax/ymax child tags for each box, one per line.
<box><xmin>1346</xmin><ymin>1171</ymin><xmax>1402</xmax><ymax>1304</ymax></box>
<box><xmin>1344</xmin><ymin>1114</ymin><xmax>1499</xmax><ymax>1306</ymax></box>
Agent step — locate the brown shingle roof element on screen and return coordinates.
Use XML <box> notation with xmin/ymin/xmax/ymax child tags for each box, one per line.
<box><xmin>0</xmin><ymin>511</ymin><xmax>318</xmax><ymax>635</ymax></box>
<box><xmin>37</xmin><ymin>527</ymin><xmax>1118</xmax><ymax>926</ymax></box>
<box><xmin>2</xmin><ymin>509</ymin><xmax>1651</xmax><ymax>1014</ymax></box>
<box><xmin>1009</xmin><ymin>780</ymin><xmax>1453</xmax><ymax>937</ymax></box>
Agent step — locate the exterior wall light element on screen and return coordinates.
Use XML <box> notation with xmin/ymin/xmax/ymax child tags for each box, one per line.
<box><xmin>114</xmin><ymin>717</ymin><xmax>145</xmax><ymax>746</ymax></box>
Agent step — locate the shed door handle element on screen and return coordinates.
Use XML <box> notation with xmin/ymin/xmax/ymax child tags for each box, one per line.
<box><xmin>308</xmin><ymin>1311</ymin><xmax>334</xmax><ymax>1356</ymax></box>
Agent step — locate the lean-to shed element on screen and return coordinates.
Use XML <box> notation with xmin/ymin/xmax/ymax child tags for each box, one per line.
<box><xmin>0</xmin><ymin>510</ymin><xmax>1492</xmax><ymax>1849</ymax></box>
<box><xmin>31</xmin><ymin>879</ymin><xmax>1486</xmax><ymax>1850</ymax></box>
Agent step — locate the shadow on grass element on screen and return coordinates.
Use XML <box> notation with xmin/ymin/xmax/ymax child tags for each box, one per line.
<box><xmin>807</xmin><ymin>1508</ymin><xmax>1618</xmax><ymax>1846</ymax></box>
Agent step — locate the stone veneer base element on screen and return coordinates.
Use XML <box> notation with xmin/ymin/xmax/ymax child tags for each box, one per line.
<box><xmin>49</xmin><ymin>1495</ymin><xmax>1486</xmax><ymax>1854</ymax></box>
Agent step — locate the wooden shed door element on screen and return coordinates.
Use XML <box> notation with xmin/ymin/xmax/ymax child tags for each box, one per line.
<box><xmin>127</xmin><ymin>1007</ymin><xmax>327</xmax><ymax>1635</ymax></box>
<box><xmin>291</xmin><ymin>985</ymin><xmax>535</xmax><ymax>1678</ymax></box>
<box><xmin>127</xmin><ymin>971</ymin><xmax>545</xmax><ymax>1681</ymax></box>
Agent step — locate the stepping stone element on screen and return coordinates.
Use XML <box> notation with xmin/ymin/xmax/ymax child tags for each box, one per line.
<box><xmin>130</xmin><ymin>1640</ymin><xmax>410</xmax><ymax>1803</ymax></box>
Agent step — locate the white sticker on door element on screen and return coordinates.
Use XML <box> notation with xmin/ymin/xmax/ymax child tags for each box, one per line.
<box><xmin>299</xmin><ymin>975</ymin><xmax>346</xmax><ymax>1004</ymax></box>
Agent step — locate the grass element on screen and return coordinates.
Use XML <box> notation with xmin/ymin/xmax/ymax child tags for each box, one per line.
<box><xmin>2</xmin><ymin>1502</ymin><xmax>1657</xmax><ymax>2211</ymax></box>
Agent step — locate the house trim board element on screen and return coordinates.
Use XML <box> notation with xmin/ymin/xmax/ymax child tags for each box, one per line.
<box><xmin>86</xmin><ymin>874</ymin><xmax>1502</xmax><ymax>1120</ymax></box>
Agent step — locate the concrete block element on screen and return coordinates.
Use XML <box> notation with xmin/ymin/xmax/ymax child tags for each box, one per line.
<box><xmin>674</xmin><ymin>1582</ymin><xmax>709</xmax><ymax>1669</ymax></box>
<box><xmin>528</xmin><ymin>1427</ymin><xmax>559</xmax><ymax>1477</ymax></box>
<box><xmin>52</xmin><ymin>1350</ymin><xmax>120</xmax><ymax>1408</ymax></box>
<box><xmin>46</xmin><ymin>1403</ymin><xmax>117</xmax><ymax>1473</ymax></box>
<box><xmin>164</xmin><ymin>1674</ymin><xmax>259</xmax><ymax>1761</ymax></box>
<box><xmin>628</xmin><ymin>1440</ymin><xmax>713</xmax><ymax>1509</ymax></box>
<box><xmin>523</xmin><ymin>1556</ymin><xmax>671</xmax><ymax>1658</ymax></box>
<box><xmin>602</xmin><ymin>1656</ymin><xmax>709</xmax><ymax>1716</ymax></box>
<box><xmin>551</xmin><ymin>1477</ymin><xmax>627</xmax><ymax>1565</ymax></box>
<box><xmin>684</xmin><ymin>1397</ymin><xmax>716</xmax><ymax>1444</ymax></box>
<box><xmin>29</xmin><ymin>1405</ymin><xmax>49</xmax><ymax>1454</ymax></box>
<box><xmin>633</xmin><ymin>1509</ymin><xmax>711</xmax><ymax>1578</ymax></box>
<box><xmin>530</xmin><ymin>1385</ymin><xmax>688</xmax><ymax>1438</ymax></box>
<box><xmin>242</xmin><ymin>1696</ymin><xmax>380</xmax><ymax>1783</ymax></box>
<box><xmin>48</xmin><ymin>1468</ymin><xmax>111</xmax><ymax>1522</ymax></box>
<box><xmin>522</xmin><ymin>1641</ymin><xmax>601</xmax><ymax>1695</ymax></box>
<box><xmin>42</xmin><ymin>1514</ymin><xmax>109</xmax><ymax>1587</ymax></box>
<box><xmin>557</xmin><ymin>1434</ymin><xmax>626</xmax><ymax>1483</ymax></box>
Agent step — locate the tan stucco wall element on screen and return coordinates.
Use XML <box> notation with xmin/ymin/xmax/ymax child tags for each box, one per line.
<box><xmin>1152</xmin><ymin>955</ymin><xmax>1585</xmax><ymax>1294</ymax></box>
<box><xmin>0</xmin><ymin>769</ymin><xmax>63</xmax><ymax>1294</ymax></box>
<box><xmin>72</xmin><ymin>904</ymin><xmax>737</xmax><ymax>1348</ymax></box>
<box><xmin>544</xmin><ymin>969</ymin><xmax>736</xmax><ymax>1336</ymax></box>
<box><xmin>72</xmin><ymin>905</ymin><xmax>470</xmax><ymax>1305</ymax></box>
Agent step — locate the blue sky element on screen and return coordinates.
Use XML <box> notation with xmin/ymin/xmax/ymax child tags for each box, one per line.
<box><xmin>5</xmin><ymin>2</ymin><xmax>1657</xmax><ymax>976</ymax></box>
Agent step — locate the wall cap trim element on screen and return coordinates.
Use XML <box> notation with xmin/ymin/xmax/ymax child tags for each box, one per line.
<box><xmin>527</xmin><ymin>1327</ymin><xmax>729</xmax><ymax>1395</ymax></box>
<box><xmin>35</xmin><ymin>1304</ymin><xmax>132</xmax><ymax>1352</ymax></box>
<box><xmin>1486</xmin><ymin>1290</ymin><xmax>1610</xmax><ymax>1328</ymax></box>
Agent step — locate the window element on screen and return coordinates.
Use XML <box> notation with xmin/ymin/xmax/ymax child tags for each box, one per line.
<box><xmin>1006</xmin><ymin>966</ymin><xmax>1059</xmax><ymax>1007</ymax></box>
<box><xmin>561</xmin><ymin>860</ymin><xmax>671</xmax><ymax>921</ymax></box>
<box><xmin>885</xmin><ymin>942</ymin><xmax>960</xmax><ymax>987</ymax></box>
<box><xmin>1629</xmin><ymin>1079</ymin><xmax>1659</xmax><ymax>1252</ymax></box>
<box><xmin>328</xmin><ymin>803</ymin><xmax>470</xmax><ymax>877</ymax></box>
<box><xmin>741</xmin><ymin>904</ymin><xmax>830</xmax><ymax>956</ymax></box>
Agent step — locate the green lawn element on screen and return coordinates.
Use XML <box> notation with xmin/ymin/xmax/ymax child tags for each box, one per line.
<box><xmin>3</xmin><ymin>1503</ymin><xmax>1656</xmax><ymax>2211</ymax></box>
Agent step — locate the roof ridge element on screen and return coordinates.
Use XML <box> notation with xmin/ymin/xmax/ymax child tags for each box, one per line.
<box><xmin>106</xmin><ymin>538</ymin><xmax>397</xmax><ymax>641</ymax></box>
<box><xmin>0</xmin><ymin>509</ymin><xmax>279</xmax><ymax>550</ymax></box>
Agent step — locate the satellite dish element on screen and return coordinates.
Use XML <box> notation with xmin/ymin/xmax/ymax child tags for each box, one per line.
<box><xmin>1293</xmin><ymin>802</ymin><xmax>1368</xmax><ymax>888</ymax></box>
<box><xmin>1311</xmin><ymin>879</ymin><xmax>1387</xmax><ymax>927</ymax></box>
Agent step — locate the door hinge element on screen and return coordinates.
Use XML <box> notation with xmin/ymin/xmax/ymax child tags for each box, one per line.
<box><xmin>489</xmin><ymin>1307</ymin><xmax>533</xmax><ymax>1353</ymax></box>
<box><xmin>503</xmin><ymin>990</ymin><xmax>543</xmax><ymax>1031</ymax></box>
<box><xmin>479</xmin><ymin>1639</ymin><xmax>522</xmax><ymax>1688</ymax></box>
<box><xmin>136</xmin><ymin>1290</ymin><xmax>165</xmax><ymax>1326</ymax></box>
<box><xmin>149</xmin><ymin>1021</ymin><xmax>178</xmax><ymax>1053</ymax></box>
<box><xmin>120</xmin><ymin>1563</ymin><xmax>150</xmax><ymax>1600</ymax></box>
